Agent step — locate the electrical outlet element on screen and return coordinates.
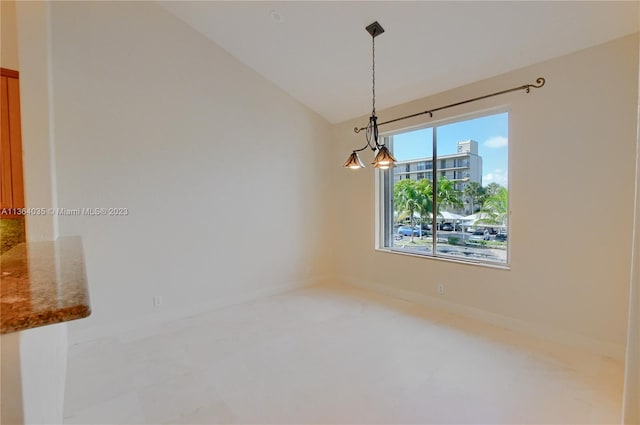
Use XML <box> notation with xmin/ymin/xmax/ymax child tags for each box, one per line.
<box><xmin>153</xmin><ymin>295</ymin><xmax>163</xmax><ymax>307</ymax></box>
<box><xmin>437</xmin><ymin>284</ymin><xmax>445</xmax><ymax>295</ymax></box>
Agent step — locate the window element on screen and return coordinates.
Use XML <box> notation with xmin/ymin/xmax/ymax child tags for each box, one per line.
<box><xmin>379</xmin><ymin>111</ymin><xmax>509</xmax><ymax>265</ymax></box>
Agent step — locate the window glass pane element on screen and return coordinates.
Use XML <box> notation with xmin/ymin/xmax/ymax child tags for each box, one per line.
<box><xmin>390</xmin><ymin>128</ymin><xmax>434</xmax><ymax>255</ymax></box>
<box><xmin>435</xmin><ymin>113</ymin><xmax>508</xmax><ymax>264</ymax></box>
<box><xmin>383</xmin><ymin>112</ymin><xmax>509</xmax><ymax>265</ymax></box>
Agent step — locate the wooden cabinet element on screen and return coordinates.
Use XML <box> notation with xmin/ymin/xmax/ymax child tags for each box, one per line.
<box><xmin>0</xmin><ymin>68</ymin><xmax>24</xmax><ymax>211</ymax></box>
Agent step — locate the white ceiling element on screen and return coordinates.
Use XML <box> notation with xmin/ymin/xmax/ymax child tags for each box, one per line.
<box><xmin>159</xmin><ymin>1</ymin><xmax>639</xmax><ymax>124</ymax></box>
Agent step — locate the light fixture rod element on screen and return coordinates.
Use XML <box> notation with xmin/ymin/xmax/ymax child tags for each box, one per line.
<box><xmin>344</xmin><ymin>20</ymin><xmax>395</xmax><ymax>169</ymax></box>
<box><xmin>354</xmin><ymin>77</ymin><xmax>546</xmax><ymax>134</ymax></box>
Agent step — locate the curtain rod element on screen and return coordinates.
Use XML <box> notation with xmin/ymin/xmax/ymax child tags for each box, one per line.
<box><xmin>353</xmin><ymin>77</ymin><xmax>546</xmax><ymax>134</ymax></box>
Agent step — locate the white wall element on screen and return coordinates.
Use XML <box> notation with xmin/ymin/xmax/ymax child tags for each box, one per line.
<box><xmin>622</xmin><ymin>24</ymin><xmax>640</xmax><ymax>424</ymax></box>
<box><xmin>0</xmin><ymin>3</ymin><xmax>66</xmax><ymax>424</ymax></box>
<box><xmin>16</xmin><ymin>0</ymin><xmax>59</xmax><ymax>241</ymax></box>
<box><xmin>1</xmin><ymin>325</ymin><xmax>69</xmax><ymax>425</ymax></box>
<box><xmin>1</xmin><ymin>318</ymin><xmax>68</xmax><ymax>425</ymax></box>
<box><xmin>47</xmin><ymin>1</ymin><xmax>332</xmax><ymax>341</ymax></box>
<box><xmin>1</xmin><ymin>333</ymin><xmax>23</xmax><ymax>425</ymax></box>
<box><xmin>18</xmin><ymin>325</ymin><xmax>68</xmax><ymax>424</ymax></box>
<box><xmin>331</xmin><ymin>34</ymin><xmax>639</xmax><ymax>358</ymax></box>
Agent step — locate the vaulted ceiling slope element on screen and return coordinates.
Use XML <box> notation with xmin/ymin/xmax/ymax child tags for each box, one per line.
<box><xmin>159</xmin><ymin>1</ymin><xmax>639</xmax><ymax>124</ymax></box>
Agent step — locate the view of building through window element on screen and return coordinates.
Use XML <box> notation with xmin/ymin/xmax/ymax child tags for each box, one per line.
<box><xmin>382</xmin><ymin>112</ymin><xmax>509</xmax><ymax>264</ymax></box>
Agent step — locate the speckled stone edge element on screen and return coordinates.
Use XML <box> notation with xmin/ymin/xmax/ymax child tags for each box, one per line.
<box><xmin>1</xmin><ymin>237</ymin><xmax>91</xmax><ymax>334</ymax></box>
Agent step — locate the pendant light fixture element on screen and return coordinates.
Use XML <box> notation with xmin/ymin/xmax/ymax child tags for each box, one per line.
<box><xmin>344</xmin><ymin>21</ymin><xmax>396</xmax><ymax>170</ymax></box>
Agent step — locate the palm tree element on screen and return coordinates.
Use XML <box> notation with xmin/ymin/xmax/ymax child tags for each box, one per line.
<box><xmin>415</xmin><ymin>179</ymin><xmax>433</xmax><ymax>235</ymax></box>
<box><xmin>437</xmin><ymin>177</ymin><xmax>464</xmax><ymax>212</ymax></box>
<box><xmin>463</xmin><ymin>181</ymin><xmax>484</xmax><ymax>214</ymax></box>
<box><xmin>394</xmin><ymin>179</ymin><xmax>422</xmax><ymax>242</ymax></box>
<box><xmin>480</xmin><ymin>182</ymin><xmax>501</xmax><ymax>202</ymax></box>
<box><xmin>395</xmin><ymin>178</ymin><xmax>467</xmax><ymax>239</ymax></box>
<box><xmin>478</xmin><ymin>186</ymin><xmax>508</xmax><ymax>227</ymax></box>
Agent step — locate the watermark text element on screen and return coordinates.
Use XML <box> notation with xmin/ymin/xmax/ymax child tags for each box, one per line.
<box><xmin>1</xmin><ymin>207</ymin><xmax>129</xmax><ymax>216</ymax></box>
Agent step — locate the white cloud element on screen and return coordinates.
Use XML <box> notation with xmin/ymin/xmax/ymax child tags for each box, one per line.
<box><xmin>483</xmin><ymin>169</ymin><xmax>508</xmax><ymax>186</ymax></box>
<box><xmin>484</xmin><ymin>136</ymin><xmax>508</xmax><ymax>148</ymax></box>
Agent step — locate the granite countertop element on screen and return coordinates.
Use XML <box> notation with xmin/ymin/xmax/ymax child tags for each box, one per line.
<box><xmin>1</xmin><ymin>236</ymin><xmax>91</xmax><ymax>334</ymax></box>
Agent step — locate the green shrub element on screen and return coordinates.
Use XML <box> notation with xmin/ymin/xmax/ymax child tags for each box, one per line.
<box><xmin>448</xmin><ymin>236</ymin><xmax>462</xmax><ymax>246</ymax></box>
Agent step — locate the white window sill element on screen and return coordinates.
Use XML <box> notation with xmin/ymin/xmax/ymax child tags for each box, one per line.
<box><xmin>375</xmin><ymin>247</ymin><xmax>511</xmax><ymax>270</ymax></box>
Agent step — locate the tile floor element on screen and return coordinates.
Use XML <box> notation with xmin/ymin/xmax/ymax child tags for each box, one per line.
<box><xmin>64</xmin><ymin>282</ymin><xmax>624</xmax><ymax>424</ymax></box>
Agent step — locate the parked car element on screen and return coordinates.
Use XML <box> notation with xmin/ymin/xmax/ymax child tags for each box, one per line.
<box><xmin>495</xmin><ymin>233</ymin><xmax>508</xmax><ymax>242</ymax></box>
<box><xmin>439</xmin><ymin>223</ymin><xmax>454</xmax><ymax>231</ymax></box>
<box><xmin>418</xmin><ymin>227</ymin><xmax>431</xmax><ymax>235</ymax></box>
<box><xmin>397</xmin><ymin>226</ymin><xmax>421</xmax><ymax>237</ymax></box>
<box><xmin>470</xmin><ymin>229</ymin><xmax>493</xmax><ymax>241</ymax></box>
<box><xmin>417</xmin><ymin>224</ymin><xmax>432</xmax><ymax>235</ymax></box>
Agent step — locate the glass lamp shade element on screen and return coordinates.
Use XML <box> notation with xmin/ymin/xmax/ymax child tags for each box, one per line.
<box><xmin>372</xmin><ymin>145</ymin><xmax>396</xmax><ymax>168</ymax></box>
<box><xmin>344</xmin><ymin>151</ymin><xmax>365</xmax><ymax>169</ymax></box>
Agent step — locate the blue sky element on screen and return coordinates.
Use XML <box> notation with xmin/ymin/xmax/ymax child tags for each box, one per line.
<box><xmin>391</xmin><ymin>112</ymin><xmax>508</xmax><ymax>186</ymax></box>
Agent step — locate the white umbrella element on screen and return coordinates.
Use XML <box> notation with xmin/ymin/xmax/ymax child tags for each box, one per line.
<box><xmin>438</xmin><ymin>211</ymin><xmax>465</xmax><ymax>220</ymax></box>
<box><xmin>462</xmin><ymin>212</ymin><xmax>491</xmax><ymax>221</ymax></box>
<box><xmin>464</xmin><ymin>212</ymin><xmax>507</xmax><ymax>228</ymax></box>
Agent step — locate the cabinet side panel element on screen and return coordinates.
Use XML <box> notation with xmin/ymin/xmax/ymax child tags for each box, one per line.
<box><xmin>0</xmin><ymin>76</ymin><xmax>13</xmax><ymax>208</ymax></box>
<box><xmin>7</xmin><ymin>76</ymin><xmax>23</xmax><ymax>208</ymax></box>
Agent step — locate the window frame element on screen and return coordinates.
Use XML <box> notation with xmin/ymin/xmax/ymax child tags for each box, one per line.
<box><xmin>374</xmin><ymin>107</ymin><xmax>512</xmax><ymax>269</ymax></box>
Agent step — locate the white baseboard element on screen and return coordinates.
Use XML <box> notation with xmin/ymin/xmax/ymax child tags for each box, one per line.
<box><xmin>68</xmin><ymin>276</ymin><xmax>321</xmax><ymax>346</ymax></box>
<box><xmin>342</xmin><ymin>276</ymin><xmax>626</xmax><ymax>360</ymax></box>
